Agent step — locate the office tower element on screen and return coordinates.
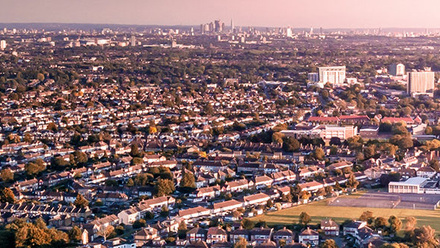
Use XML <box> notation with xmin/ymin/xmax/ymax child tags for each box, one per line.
<box><xmin>209</xmin><ymin>22</ymin><xmax>214</xmax><ymax>33</ymax></box>
<box><xmin>0</xmin><ymin>40</ymin><xmax>6</xmax><ymax>50</ymax></box>
<box><xmin>318</xmin><ymin>66</ymin><xmax>346</xmax><ymax>86</ymax></box>
<box><xmin>389</xmin><ymin>63</ymin><xmax>405</xmax><ymax>76</ymax></box>
<box><xmin>407</xmin><ymin>71</ymin><xmax>435</xmax><ymax>95</ymax></box>
<box><xmin>231</xmin><ymin>19</ymin><xmax>234</xmax><ymax>32</ymax></box>
<box><xmin>286</xmin><ymin>27</ymin><xmax>293</xmax><ymax>37</ymax></box>
<box><xmin>130</xmin><ymin>35</ymin><xmax>136</xmax><ymax>47</ymax></box>
<box><xmin>214</xmin><ymin>20</ymin><xmax>223</xmax><ymax>32</ymax></box>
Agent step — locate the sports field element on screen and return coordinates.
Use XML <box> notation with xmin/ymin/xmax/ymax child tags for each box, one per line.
<box><xmin>249</xmin><ymin>198</ymin><xmax>440</xmax><ymax>233</ymax></box>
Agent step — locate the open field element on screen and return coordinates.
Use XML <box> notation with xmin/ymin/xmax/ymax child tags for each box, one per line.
<box><xmin>250</xmin><ymin>199</ymin><xmax>440</xmax><ymax>233</ymax></box>
<box><xmin>329</xmin><ymin>192</ymin><xmax>440</xmax><ymax>210</ymax></box>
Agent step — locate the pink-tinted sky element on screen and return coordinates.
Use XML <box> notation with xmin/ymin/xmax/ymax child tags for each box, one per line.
<box><xmin>1</xmin><ymin>0</ymin><xmax>440</xmax><ymax>28</ymax></box>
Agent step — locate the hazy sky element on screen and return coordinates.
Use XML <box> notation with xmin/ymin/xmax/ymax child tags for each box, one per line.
<box><xmin>1</xmin><ymin>0</ymin><xmax>440</xmax><ymax>28</ymax></box>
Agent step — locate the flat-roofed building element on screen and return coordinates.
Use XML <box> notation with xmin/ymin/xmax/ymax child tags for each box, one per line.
<box><xmin>389</xmin><ymin>63</ymin><xmax>405</xmax><ymax>76</ymax></box>
<box><xmin>319</xmin><ymin>66</ymin><xmax>346</xmax><ymax>86</ymax></box>
<box><xmin>388</xmin><ymin>177</ymin><xmax>429</xmax><ymax>194</ymax></box>
<box><xmin>407</xmin><ymin>71</ymin><xmax>435</xmax><ymax>96</ymax></box>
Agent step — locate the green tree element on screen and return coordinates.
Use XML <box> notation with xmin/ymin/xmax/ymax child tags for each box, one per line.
<box><xmin>155</xmin><ymin>179</ymin><xmax>175</xmax><ymax>196</ymax></box>
<box><xmin>68</xmin><ymin>226</ymin><xmax>82</xmax><ymax>242</ymax></box>
<box><xmin>0</xmin><ymin>169</ymin><xmax>14</xmax><ymax>182</ymax></box>
<box><xmin>388</xmin><ymin>215</ymin><xmax>402</xmax><ymax>234</ymax></box>
<box><xmin>283</xmin><ymin>137</ymin><xmax>300</xmax><ymax>152</ymax></box>
<box><xmin>374</xmin><ymin>217</ymin><xmax>388</xmax><ymax>231</ymax></box>
<box><xmin>133</xmin><ymin>219</ymin><xmax>146</xmax><ymax>229</ymax></box>
<box><xmin>234</xmin><ymin>237</ymin><xmax>248</xmax><ymax>248</ymax></box>
<box><xmin>299</xmin><ymin>212</ymin><xmax>311</xmax><ymax>226</ymax></box>
<box><xmin>241</xmin><ymin>219</ymin><xmax>255</xmax><ymax>230</ymax></box>
<box><xmin>312</xmin><ymin>147</ymin><xmax>325</xmax><ymax>160</ymax></box>
<box><xmin>180</xmin><ymin>171</ymin><xmax>196</xmax><ymax>189</ymax></box>
<box><xmin>73</xmin><ymin>193</ymin><xmax>89</xmax><ymax>208</ymax></box>
<box><xmin>321</xmin><ymin>239</ymin><xmax>339</xmax><ymax>248</ymax></box>
<box><xmin>0</xmin><ymin>187</ymin><xmax>15</xmax><ymax>203</ymax></box>
<box><xmin>25</xmin><ymin>161</ymin><xmax>46</xmax><ymax>176</ymax></box>
<box><xmin>359</xmin><ymin>211</ymin><xmax>374</xmax><ymax>224</ymax></box>
<box><xmin>413</xmin><ymin>225</ymin><xmax>438</xmax><ymax>248</ymax></box>
<box><xmin>345</xmin><ymin>173</ymin><xmax>359</xmax><ymax>190</ymax></box>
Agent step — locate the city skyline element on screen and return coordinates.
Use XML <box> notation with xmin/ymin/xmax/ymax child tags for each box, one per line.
<box><xmin>3</xmin><ymin>0</ymin><xmax>440</xmax><ymax>28</ymax></box>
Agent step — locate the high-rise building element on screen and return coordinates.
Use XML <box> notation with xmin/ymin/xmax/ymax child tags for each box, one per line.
<box><xmin>407</xmin><ymin>71</ymin><xmax>435</xmax><ymax>96</ymax></box>
<box><xmin>286</xmin><ymin>27</ymin><xmax>293</xmax><ymax>38</ymax></box>
<box><xmin>389</xmin><ymin>63</ymin><xmax>405</xmax><ymax>76</ymax></box>
<box><xmin>231</xmin><ymin>19</ymin><xmax>234</xmax><ymax>32</ymax></box>
<box><xmin>318</xmin><ymin>66</ymin><xmax>346</xmax><ymax>86</ymax></box>
<box><xmin>0</xmin><ymin>40</ymin><xmax>6</xmax><ymax>50</ymax></box>
<box><xmin>130</xmin><ymin>35</ymin><xmax>136</xmax><ymax>47</ymax></box>
<box><xmin>214</xmin><ymin>20</ymin><xmax>223</xmax><ymax>32</ymax></box>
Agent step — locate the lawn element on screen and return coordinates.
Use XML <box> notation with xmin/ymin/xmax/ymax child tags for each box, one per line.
<box><xmin>249</xmin><ymin>199</ymin><xmax>440</xmax><ymax>233</ymax></box>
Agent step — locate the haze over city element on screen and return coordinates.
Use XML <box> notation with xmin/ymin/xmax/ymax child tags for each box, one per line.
<box><xmin>2</xmin><ymin>0</ymin><xmax>440</xmax><ymax>28</ymax></box>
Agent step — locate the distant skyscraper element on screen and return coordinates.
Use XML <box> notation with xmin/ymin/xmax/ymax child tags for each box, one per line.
<box><xmin>286</xmin><ymin>27</ymin><xmax>293</xmax><ymax>37</ymax></box>
<box><xmin>319</xmin><ymin>66</ymin><xmax>346</xmax><ymax>86</ymax></box>
<box><xmin>130</xmin><ymin>35</ymin><xmax>136</xmax><ymax>47</ymax></box>
<box><xmin>389</xmin><ymin>63</ymin><xmax>405</xmax><ymax>76</ymax></box>
<box><xmin>214</xmin><ymin>20</ymin><xmax>223</xmax><ymax>32</ymax></box>
<box><xmin>407</xmin><ymin>71</ymin><xmax>435</xmax><ymax>96</ymax></box>
<box><xmin>0</xmin><ymin>40</ymin><xmax>6</xmax><ymax>50</ymax></box>
<box><xmin>231</xmin><ymin>19</ymin><xmax>234</xmax><ymax>32</ymax></box>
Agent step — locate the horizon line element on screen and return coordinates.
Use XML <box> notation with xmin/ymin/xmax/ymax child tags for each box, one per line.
<box><xmin>0</xmin><ymin>22</ymin><xmax>439</xmax><ymax>31</ymax></box>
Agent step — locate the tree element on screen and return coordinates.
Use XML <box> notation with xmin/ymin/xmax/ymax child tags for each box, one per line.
<box><xmin>47</xmin><ymin>122</ymin><xmax>58</xmax><ymax>132</ymax></box>
<box><xmin>0</xmin><ymin>187</ymin><xmax>15</xmax><ymax>203</ymax></box>
<box><xmin>374</xmin><ymin>217</ymin><xmax>388</xmax><ymax>231</ymax></box>
<box><xmin>25</xmin><ymin>161</ymin><xmax>46</xmax><ymax>176</ymax></box>
<box><xmin>345</xmin><ymin>173</ymin><xmax>359</xmax><ymax>190</ymax></box>
<box><xmin>241</xmin><ymin>219</ymin><xmax>255</xmax><ymax>230</ymax></box>
<box><xmin>359</xmin><ymin>211</ymin><xmax>374</xmax><ymax>224</ymax></box>
<box><xmin>388</xmin><ymin>215</ymin><xmax>402</xmax><ymax>234</ymax></box>
<box><xmin>130</xmin><ymin>144</ymin><xmax>142</xmax><ymax>157</ymax></box>
<box><xmin>97</xmin><ymin>225</ymin><xmax>114</xmax><ymax>241</ymax></box>
<box><xmin>312</xmin><ymin>147</ymin><xmax>325</xmax><ymax>160</ymax></box>
<box><xmin>404</xmin><ymin>216</ymin><xmax>417</xmax><ymax>232</ymax></box>
<box><xmin>74</xmin><ymin>193</ymin><xmax>89</xmax><ymax>208</ymax></box>
<box><xmin>178</xmin><ymin>221</ymin><xmax>187</xmax><ymax>239</ymax></box>
<box><xmin>68</xmin><ymin>226</ymin><xmax>82</xmax><ymax>242</ymax></box>
<box><xmin>291</xmin><ymin>185</ymin><xmax>302</xmax><ymax>202</ymax></box>
<box><xmin>155</xmin><ymin>179</ymin><xmax>175</xmax><ymax>196</ymax></box>
<box><xmin>0</xmin><ymin>169</ymin><xmax>13</xmax><ymax>182</ymax></box>
<box><xmin>234</xmin><ymin>237</ymin><xmax>248</xmax><ymax>248</ymax></box>
<box><xmin>413</xmin><ymin>225</ymin><xmax>438</xmax><ymax>248</ymax></box>
<box><xmin>299</xmin><ymin>212</ymin><xmax>311</xmax><ymax>226</ymax></box>
<box><xmin>133</xmin><ymin>219</ymin><xmax>146</xmax><ymax>229</ymax></box>
<box><xmin>266</xmin><ymin>199</ymin><xmax>274</xmax><ymax>209</ymax></box>
<box><xmin>283</xmin><ymin>137</ymin><xmax>300</xmax><ymax>152</ymax></box>
<box><xmin>321</xmin><ymin>239</ymin><xmax>339</xmax><ymax>248</ymax></box>
<box><xmin>160</xmin><ymin>205</ymin><xmax>169</xmax><ymax>217</ymax></box>
<box><xmin>272</xmin><ymin>132</ymin><xmax>285</xmax><ymax>145</ymax></box>
<box><xmin>180</xmin><ymin>171</ymin><xmax>196</xmax><ymax>189</ymax></box>
<box><xmin>299</xmin><ymin>191</ymin><xmax>311</xmax><ymax>202</ymax></box>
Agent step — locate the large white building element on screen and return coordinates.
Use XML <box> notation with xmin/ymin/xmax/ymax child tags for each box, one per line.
<box><xmin>407</xmin><ymin>71</ymin><xmax>435</xmax><ymax>96</ymax></box>
<box><xmin>388</xmin><ymin>177</ymin><xmax>440</xmax><ymax>194</ymax></box>
<box><xmin>389</xmin><ymin>63</ymin><xmax>405</xmax><ymax>76</ymax></box>
<box><xmin>318</xmin><ymin>66</ymin><xmax>346</xmax><ymax>86</ymax></box>
<box><xmin>0</xmin><ymin>40</ymin><xmax>6</xmax><ymax>50</ymax></box>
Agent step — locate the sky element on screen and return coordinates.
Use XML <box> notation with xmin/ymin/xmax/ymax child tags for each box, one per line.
<box><xmin>1</xmin><ymin>0</ymin><xmax>440</xmax><ymax>28</ymax></box>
